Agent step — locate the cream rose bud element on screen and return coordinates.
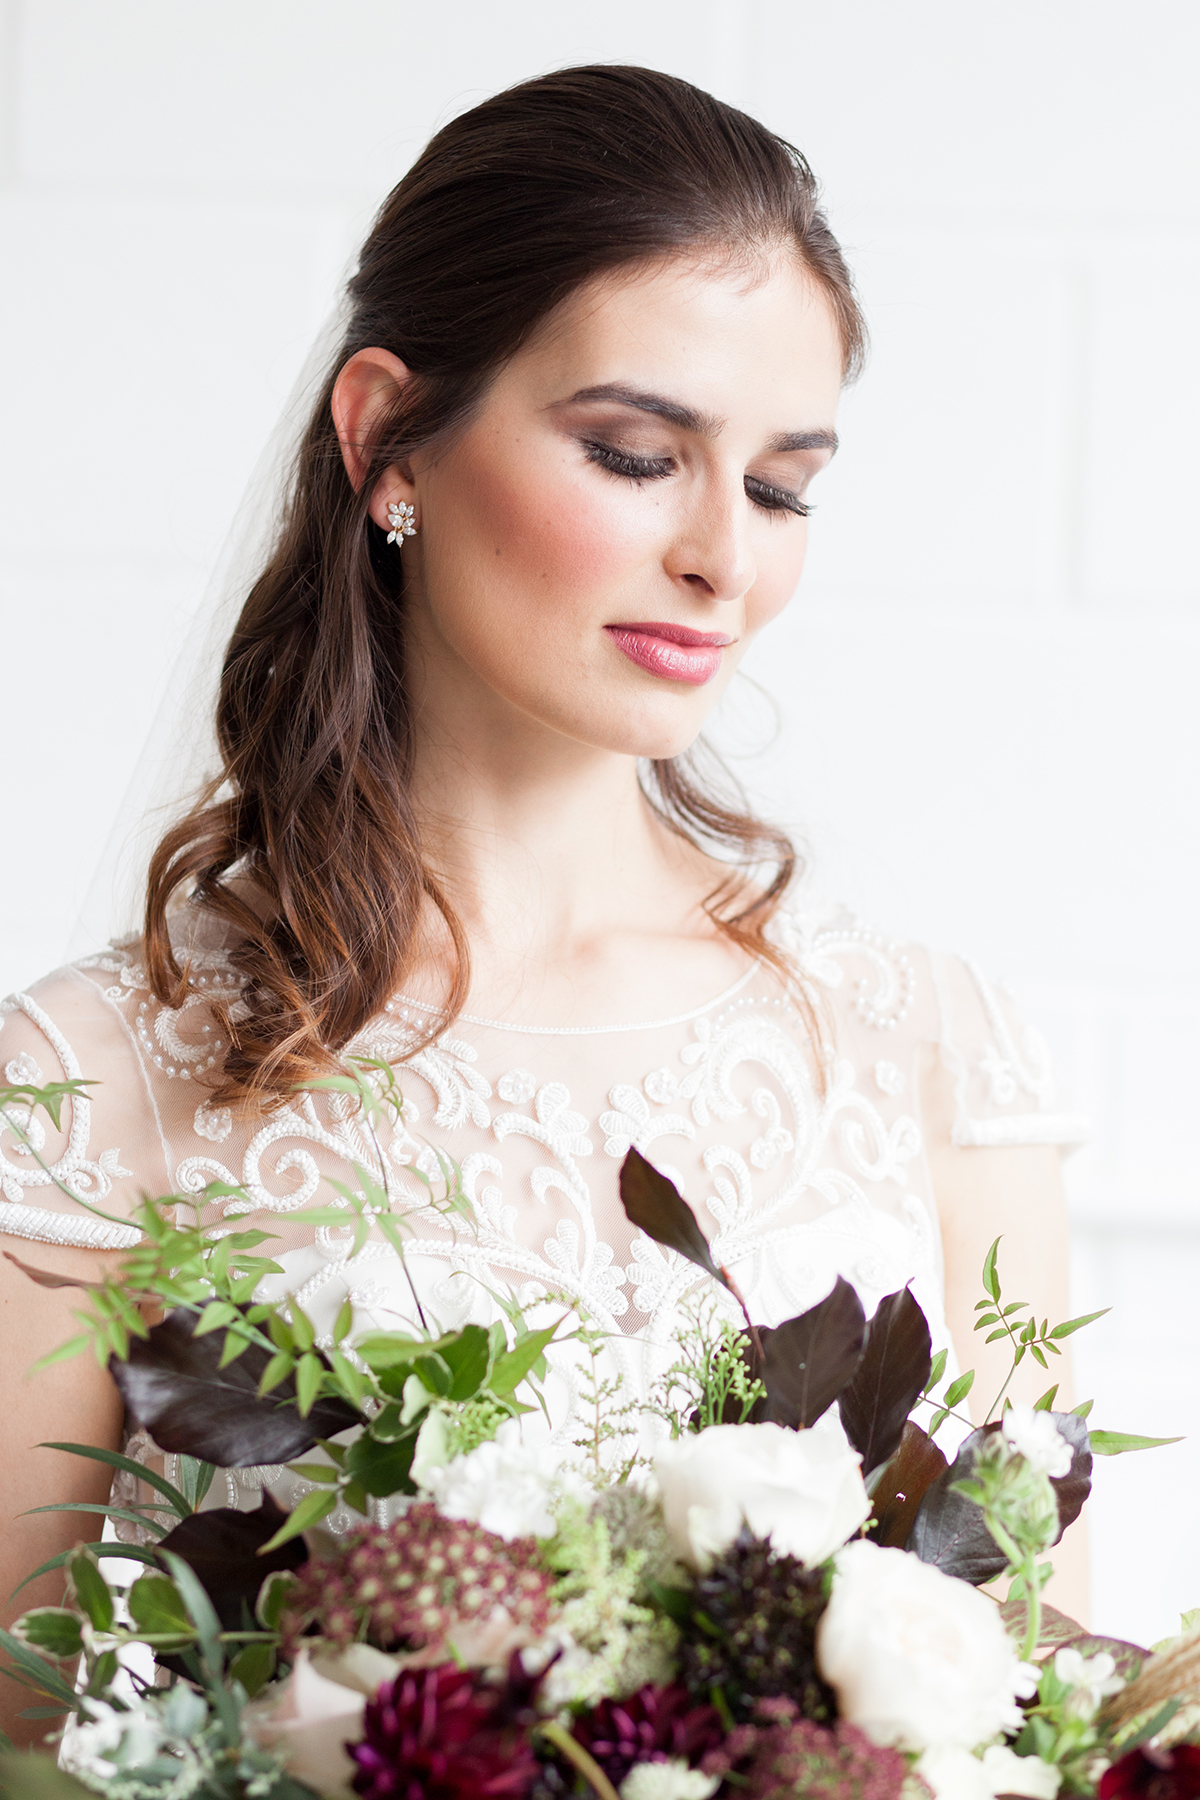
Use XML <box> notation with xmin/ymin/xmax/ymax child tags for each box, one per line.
<box><xmin>817</xmin><ymin>1539</ymin><xmax>1036</xmax><ymax>1752</ymax></box>
<box><xmin>653</xmin><ymin>1422</ymin><xmax>870</xmax><ymax>1572</ymax></box>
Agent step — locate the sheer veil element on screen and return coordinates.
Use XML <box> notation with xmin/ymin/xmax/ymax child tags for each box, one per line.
<box><xmin>64</xmin><ymin>290</ymin><xmax>354</xmax><ymax>964</ymax></box>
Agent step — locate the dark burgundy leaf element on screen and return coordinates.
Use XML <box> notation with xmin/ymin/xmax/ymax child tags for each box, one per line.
<box><xmin>838</xmin><ymin>1287</ymin><xmax>932</xmax><ymax>1475</ymax></box>
<box><xmin>906</xmin><ymin>1422</ymin><xmax>1009</xmax><ymax>1584</ymax></box>
<box><xmin>869</xmin><ymin>1422</ymin><xmax>948</xmax><ymax>1549</ymax></box>
<box><xmin>4</xmin><ymin>1250</ymin><xmax>103</xmax><ymax>1291</ymax></box>
<box><xmin>907</xmin><ymin>1410</ymin><xmax>1093</xmax><ymax>1583</ymax></box>
<box><xmin>619</xmin><ymin>1149</ymin><xmax>724</xmax><ymax>1286</ymax></box>
<box><xmin>156</xmin><ymin>1493</ymin><xmax>307</xmax><ymax>1631</ymax></box>
<box><xmin>998</xmin><ymin>1598</ymin><xmax>1088</xmax><ymax>1650</ymax></box>
<box><xmin>1047</xmin><ymin>1410</ymin><xmax>1093</xmax><ymax>1539</ymax></box>
<box><xmin>758</xmin><ymin>1277</ymin><xmax>866</xmax><ymax>1428</ymax></box>
<box><xmin>110</xmin><ymin>1305</ymin><xmax>362</xmax><ymax>1466</ymax></box>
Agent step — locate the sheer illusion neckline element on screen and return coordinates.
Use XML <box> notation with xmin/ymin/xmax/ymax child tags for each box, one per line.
<box><xmin>391</xmin><ymin>961</ymin><xmax>760</xmax><ymax>1037</ymax></box>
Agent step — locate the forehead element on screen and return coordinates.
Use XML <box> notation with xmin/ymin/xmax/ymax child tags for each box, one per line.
<box><xmin>501</xmin><ymin>247</ymin><xmax>845</xmax><ymax>423</ymax></box>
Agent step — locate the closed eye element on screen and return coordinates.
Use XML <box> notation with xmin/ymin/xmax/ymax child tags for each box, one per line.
<box><xmin>585</xmin><ymin>441</ymin><xmax>810</xmax><ymax>519</ymax></box>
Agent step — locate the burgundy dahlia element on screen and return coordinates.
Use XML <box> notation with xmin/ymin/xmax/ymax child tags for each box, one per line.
<box><xmin>1100</xmin><ymin>1745</ymin><xmax>1200</xmax><ymax>1798</ymax></box>
<box><xmin>281</xmin><ymin>1503</ymin><xmax>552</xmax><ymax>1658</ymax></box>
<box><xmin>701</xmin><ymin>1700</ymin><xmax>907</xmax><ymax>1800</ymax></box>
<box><xmin>347</xmin><ymin>1652</ymin><xmax>543</xmax><ymax>1800</ymax></box>
<box><xmin>569</xmin><ymin>1683</ymin><xmax>724</xmax><ymax>1785</ymax></box>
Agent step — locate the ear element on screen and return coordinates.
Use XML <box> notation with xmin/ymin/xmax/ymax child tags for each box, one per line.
<box><xmin>331</xmin><ymin>347</ymin><xmax>416</xmax><ymax>528</ymax></box>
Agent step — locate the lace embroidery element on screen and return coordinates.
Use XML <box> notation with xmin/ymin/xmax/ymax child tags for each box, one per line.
<box><xmin>0</xmin><ymin>908</ymin><xmax>1088</xmax><ymax>1498</ymax></box>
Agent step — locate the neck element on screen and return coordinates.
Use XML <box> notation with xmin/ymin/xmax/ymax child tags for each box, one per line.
<box><xmin>404</xmin><ymin>627</ymin><xmax>740</xmax><ymax>1022</ymax></box>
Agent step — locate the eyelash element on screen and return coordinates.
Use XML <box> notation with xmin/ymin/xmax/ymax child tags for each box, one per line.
<box><xmin>583</xmin><ymin>441</ymin><xmax>811</xmax><ymax>519</ymax></box>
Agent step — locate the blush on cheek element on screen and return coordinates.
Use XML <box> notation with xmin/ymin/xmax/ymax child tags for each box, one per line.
<box><xmin>466</xmin><ymin>445</ymin><xmax>641</xmax><ymax>604</ymax></box>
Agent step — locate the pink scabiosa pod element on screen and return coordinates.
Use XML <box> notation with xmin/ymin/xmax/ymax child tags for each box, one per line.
<box><xmin>568</xmin><ymin>1684</ymin><xmax>725</xmax><ymax>1786</ymax></box>
<box><xmin>347</xmin><ymin>1652</ymin><xmax>545</xmax><ymax>1800</ymax></box>
<box><xmin>700</xmin><ymin>1700</ymin><xmax>909</xmax><ymax>1800</ymax></box>
<box><xmin>281</xmin><ymin>1504</ymin><xmax>553</xmax><ymax>1665</ymax></box>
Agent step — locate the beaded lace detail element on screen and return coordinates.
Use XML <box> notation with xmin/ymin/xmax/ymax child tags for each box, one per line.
<box><xmin>0</xmin><ymin>903</ymin><xmax>1087</xmax><ymax>1531</ymax></box>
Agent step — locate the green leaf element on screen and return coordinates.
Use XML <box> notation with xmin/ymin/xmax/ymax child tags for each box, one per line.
<box><xmin>289</xmin><ymin>1306</ymin><xmax>316</xmax><ymax>1354</ymax></box>
<box><xmin>973</xmin><ymin>1313</ymin><xmax>999</xmax><ymax>1330</ymax></box>
<box><xmin>38</xmin><ymin>1443</ymin><xmax>192</xmax><ymax>1518</ymax></box>
<box><xmin>927</xmin><ymin>1406</ymin><xmax>950</xmax><ymax>1434</ymax></box>
<box><xmin>218</xmin><ymin>1329</ymin><xmax>253</xmax><ymax>1368</ymax></box>
<box><xmin>984</xmin><ymin>1327</ymin><xmax>1009</xmax><ymax>1344</ymax></box>
<box><xmin>1031</xmin><ymin>1345</ymin><xmax>1048</xmax><ymax>1369</ymax></box>
<box><xmin>344</xmin><ymin>1429</ymin><xmax>418</xmax><ymax>1499</ymax></box>
<box><xmin>258</xmin><ymin>1351</ymin><xmax>294</xmax><ymax>1397</ymax></box>
<box><xmin>21</xmin><ymin>1501</ymin><xmax>170</xmax><ymax>1540</ymax></box>
<box><xmin>982</xmin><ymin>1237</ymin><xmax>1002</xmax><ymax>1304</ymax></box>
<box><xmin>438</xmin><ymin>1324</ymin><xmax>492</xmax><ymax>1401</ymax></box>
<box><xmin>0</xmin><ymin>1629</ymin><xmax>83</xmax><ymax>1707</ymax></box>
<box><xmin>126</xmin><ymin>1573</ymin><xmax>193</xmax><ymax>1638</ymax></box>
<box><xmin>333</xmin><ymin>1298</ymin><xmax>353</xmax><ymax>1345</ymax></box>
<box><xmin>191</xmin><ymin>1302</ymin><xmax>238</xmax><ymax>1337</ymax></box>
<box><xmin>29</xmin><ymin>1334</ymin><xmax>93</xmax><ymax>1373</ymax></box>
<box><xmin>258</xmin><ymin>1488</ymin><xmax>337</xmax><ymax>1553</ymax></box>
<box><xmin>285</xmin><ymin>1462</ymin><xmax>341</xmax><ymax>1485</ymax></box>
<box><xmin>9</xmin><ymin>1543</ymin><xmax>160</xmax><ymax>1602</ymax></box>
<box><xmin>295</xmin><ymin>1352</ymin><xmax>323</xmax><ymax>1416</ymax></box>
<box><xmin>229</xmin><ymin>1641</ymin><xmax>275</xmax><ymax>1699</ymax></box>
<box><xmin>66</xmin><ymin>1550</ymin><xmax>113</xmax><ymax>1632</ymax></box>
<box><xmin>1089</xmin><ymin>1429</ymin><xmax>1183</xmax><ymax>1455</ymax></box>
<box><xmin>944</xmin><ymin>1370</ymin><xmax>975</xmax><ymax>1409</ymax></box>
<box><xmin>1048</xmin><ymin>1308</ymin><xmax>1111</xmax><ymax>1340</ymax></box>
<box><xmin>1034</xmin><ymin>1385</ymin><xmax>1060</xmax><ymax>1412</ymax></box>
<box><xmin>354</xmin><ymin>1333</ymin><xmax>430</xmax><ymax>1371</ymax></box>
<box><xmin>1073</xmin><ymin>1398</ymin><xmax>1095</xmax><ymax>1419</ymax></box>
<box><xmin>156</xmin><ymin>1551</ymin><xmax>225</xmax><ymax>1686</ymax></box>
<box><xmin>490</xmin><ymin>1322</ymin><xmax>561</xmax><ymax>1398</ymax></box>
<box><xmin>925</xmin><ymin>1347</ymin><xmax>948</xmax><ymax>1391</ymax></box>
<box><xmin>176</xmin><ymin>1456</ymin><xmax>216</xmax><ymax>1511</ymax></box>
<box><xmin>14</xmin><ymin>1611</ymin><xmax>84</xmax><ymax>1660</ymax></box>
<box><xmin>255</xmin><ymin>1569</ymin><xmax>298</xmax><ymax>1632</ymax></box>
<box><xmin>1001</xmin><ymin>1302</ymin><xmax>1028</xmax><ymax>1318</ymax></box>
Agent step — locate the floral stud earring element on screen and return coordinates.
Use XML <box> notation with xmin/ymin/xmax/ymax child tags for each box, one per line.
<box><xmin>386</xmin><ymin>500</ymin><xmax>417</xmax><ymax>545</ymax></box>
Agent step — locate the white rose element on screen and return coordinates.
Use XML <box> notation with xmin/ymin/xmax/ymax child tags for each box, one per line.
<box><xmin>653</xmin><ymin>1422</ymin><xmax>870</xmax><ymax>1572</ymax></box>
<box><xmin>619</xmin><ymin>1762</ymin><xmax>720</xmax><ymax>1800</ymax></box>
<box><xmin>981</xmin><ymin>1744</ymin><xmax>1062</xmax><ymax>1796</ymax></box>
<box><xmin>248</xmin><ymin>1644</ymin><xmax>402</xmax><ymax>1800</ymax></box>
<box><xmin>1002</xmin><ymin>1405</ymin><xmax>1073</xmax><ymax>1478</ymax></box>
<box><xmin>817</xmin><ymin>1539</ymin><xmax>1036</xmax><ymax>1751</ymax></box>
<box><xmin>418</xmin><ymin>1423</ymin><xmax>587</xmax><ymax>1539</ymax></box>
<box><xmin>918</xmin><ymin>1744</ymin><xmax>1060</xmax><ymax>1799</ymax></box>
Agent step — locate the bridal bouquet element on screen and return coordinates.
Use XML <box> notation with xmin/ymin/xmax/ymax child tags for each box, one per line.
<box><xmin>1</xmin><ymin>1066</ymin><xmax>1196</xmax><ymax>1800</ymax></box>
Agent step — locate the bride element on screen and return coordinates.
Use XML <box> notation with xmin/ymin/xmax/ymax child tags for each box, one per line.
<box><xmin>0</xmin><ymin>64</ymin><xmax>1089</xmax><ymax>1743</ymax></box>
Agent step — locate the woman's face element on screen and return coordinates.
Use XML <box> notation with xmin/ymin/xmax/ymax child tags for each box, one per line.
<box><xmin>372</xmin><ymin>249</ymin><xmax>844</xmax><ymax>761</ymax></box>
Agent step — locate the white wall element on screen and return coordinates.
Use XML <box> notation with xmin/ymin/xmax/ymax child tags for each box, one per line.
<box><xmin>2</xmin><ymin>0</ymin><xmax>1198</xmax><ymax>1645</ymax></box>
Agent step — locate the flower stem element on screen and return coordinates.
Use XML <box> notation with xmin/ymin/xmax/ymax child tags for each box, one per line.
<box><xmin>538</xmin><ymin>1722</ymin><xmax>622</xmax><ymax>1800</ymax></box>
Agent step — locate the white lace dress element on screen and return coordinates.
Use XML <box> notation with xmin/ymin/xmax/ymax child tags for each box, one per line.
<box><xmin>0</xmin><ymin>904</ymin><xmax>1088</xmax><ymax>1527</ymax></box>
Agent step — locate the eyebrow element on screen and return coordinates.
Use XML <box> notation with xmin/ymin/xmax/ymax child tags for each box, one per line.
<box><xmin>563</xmin><ymin>383</ymin><xmax>837</xmax><ymax>456</ymax></box>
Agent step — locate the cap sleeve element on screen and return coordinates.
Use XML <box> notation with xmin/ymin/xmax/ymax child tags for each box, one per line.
<box><xmin>0</xmin><ymin>962</ymin><xmax>169</xmax><ymax>1249</ymax></box>
<box><xmin>930</xmin><ymin>951</ymin><xmax>1089</xmax><ymax>1151</ymax></box>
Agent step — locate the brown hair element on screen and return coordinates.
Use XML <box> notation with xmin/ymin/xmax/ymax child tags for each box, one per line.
<box><xmin>144</xmin><ymin>64</ymin><xmax>865</xmax><ymax>1112</ymax></box>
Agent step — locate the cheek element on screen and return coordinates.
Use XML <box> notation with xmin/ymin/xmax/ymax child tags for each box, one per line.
<box><xmin>439</xmin><ymin>428</ymin><xmax>646</xmax><ymax>619</ymax></box>
<box><xmin>745</xmin><ymin>521</ymin><xmax>810</xmax><ymax>637</ymax></box>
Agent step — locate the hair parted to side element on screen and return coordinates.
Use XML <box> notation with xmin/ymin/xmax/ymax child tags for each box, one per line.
<box><xmin>144</xmin><ymin>63</ymin><xmax>866</xmax><ymax>1113</ymax></box>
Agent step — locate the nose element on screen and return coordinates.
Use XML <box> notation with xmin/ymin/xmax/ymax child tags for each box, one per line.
<box><xmin>664</xmin><ymin>480</ymin><xmax>756</xmax><ymax>604</ymax></box>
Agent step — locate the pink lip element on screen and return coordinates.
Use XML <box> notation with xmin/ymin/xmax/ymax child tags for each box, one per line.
<box><xmin>604</xmin><ymin>621</ymin><xmax>735</xmax><ymax>686</ymax></box>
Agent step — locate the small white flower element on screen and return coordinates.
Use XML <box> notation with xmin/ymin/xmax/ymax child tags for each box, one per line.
<box><xmin>643</xmin><ymin>1066</ymin><xmax>680</xmax><ymax>1105</ymax></box>
<box><xmin>1003</xmin><ymin>1405</ymin><xmax>1073</xmax><ymax>1478</ymax></box>
<box><xmin>619</xmin><ymin>1760</ymin><xmax>720</xmax><ymax>1800</ymax></box>
<box><xmin>418</xmin><ymin>1422</ymin><xmax>586</xmax><ymax>1539</ymax></box>
<box><xmin>1053</xmin><ymin>1646</ymin><xmax>1124</xmax><ymax>1717</ymax></box>
<box><xmin>654</xmin><ymin>1422</ymin><xmax>870</xmax><ymax>1572</ymax></box>
<box><xmin>818</xmin><ymin>1539</ymin><xmax>1037</xmax><ymax>1752</ymax></box>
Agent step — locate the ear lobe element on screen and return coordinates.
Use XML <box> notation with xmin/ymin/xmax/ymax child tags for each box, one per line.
<box><xmin>331</xmin><ymin>347</ymin><xmax>412</xmax><ymax>491</ymax></box>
